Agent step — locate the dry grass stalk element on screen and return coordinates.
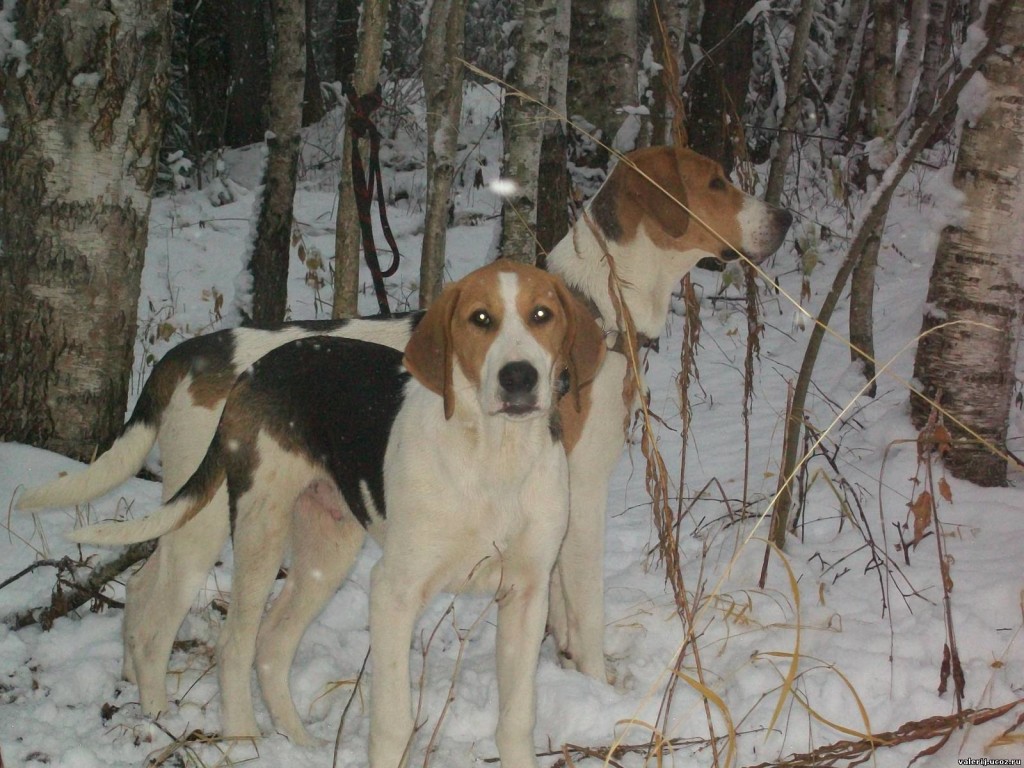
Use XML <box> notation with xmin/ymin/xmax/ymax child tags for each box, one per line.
<box><xmin>144</xmin><ymin>722</ymin><xmax>259</xmax><ymax>768</ymax></box>
<box><xmin>743</xmin><ymin>699</ymin><xmax>1023</xmax><ymax>768</ymax></box>
<box><xmin>331</xmin><ymin>647</ymin><xmax>369</xmax><ymax>768</ymax></box>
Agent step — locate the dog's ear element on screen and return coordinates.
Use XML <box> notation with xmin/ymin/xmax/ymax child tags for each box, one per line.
<box><xmin>404</xmin><ymin>284</ymin><xmax>461</xmax><ymax>419</ymax></box>
<box><xmin>554</xmin><ymin>278</ymin><xmax>607</xmax><ymax>412</ymax></box>
<box><xmin>622</xmin><ymin>148</ymin><xmax>690</xmax><ymax>239</ymax></box>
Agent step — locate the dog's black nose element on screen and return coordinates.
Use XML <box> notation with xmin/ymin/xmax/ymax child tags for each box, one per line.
<box><xmin>498</xmin><ymin>361</ymin><xmax>539</xmax><ymax>394</ymax></box>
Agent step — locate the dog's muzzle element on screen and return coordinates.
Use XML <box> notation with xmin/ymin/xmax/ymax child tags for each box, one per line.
<box><xmin>497</xmin><ymin>361</ymin><xmax>540</xmax><ymax>416</ymax></box>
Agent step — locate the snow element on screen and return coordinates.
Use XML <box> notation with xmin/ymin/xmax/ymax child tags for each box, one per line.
<box><xmin>1</xmin><ymin>83</ymin><xmax>1023</xmax><ymax>768</ymax></box>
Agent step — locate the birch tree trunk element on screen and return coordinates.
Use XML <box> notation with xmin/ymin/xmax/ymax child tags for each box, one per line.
<box><xmin>247</xmin><ymin>0</ymin><xmax>307</xmax><ymax>324</ymax></box>
<box><xmin>824</xmin><ymin>0</ymin><xmax>869</xmax><ymax>147</ymax></box>
<box><xmin>535</xmin><ymin>0</ymin><xmax>571</xmax><ymax>265</ymax></box>
<box><xmin>911</xmin><ymin>0</ymin><xmax>1024</xmax><ymax>487</ymax></box>
<box><xmin>913</xmin><ymin>0</ymin><xmax>953</xmax><ymax>130</ymax></box>
<box><xmin>848</xmin><ymin>0</ymin><xmax>899</xmax><ymax>395</ymax></box>
<box><xmin>331</xmin><ymin>0</ymin><xmax>388</xmax><ymax>318</ymax></box>
<box><xmin>497</xmin><ymin>0</ymin><xmax>555</xmax><ymax>264</ymax></box>
<box><xmin>764</xmin><ymin>0</ymin><xmax>816</xmax><ymax>205</ymax></box>
<box><xmin>419</xmin><ymin>0</ymin><xmax>468</xmax><ymax>307</ymax></box>
<box><xmin>0</xmin><ymin>0</ymin><xmax>171</xmax><ymax>461</ymax></box>
<box><xmin>649</xmin><ymin>0</ymin><xmax>687</xmax><ymax>148</ymax></box>
<box><xmin>895</xmin><ymin>0</ymin><xmax>929</xmax><ymax>132</ymax></box>
<box><xmin>567</xmin><ymin>0</ymin><xmax>638</xmax><ymax>155</ymax></box>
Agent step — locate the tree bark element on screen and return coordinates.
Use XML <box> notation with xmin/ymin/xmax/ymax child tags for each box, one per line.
<box><xmin>419</xmin><ymin>0</ymin><xmax>469</xmax><ymax>307</ymax></box>
<box><xmin>765</xmin><ymin>0</ymin><xmax>816</xmax><ymax>205</ymax></box>
<box><xmin>331</xmin><ymin>0</ymin><xmax>388</xmax><ymax>318</ymax></box>
<box><xmin>824</xmin><ymin>0</ymin><xmax>869</xmax><ymax>148</ymax></box>
<box><xmin>848</xmin><ymin>0</ymin><xmax>900</xmax><ymax>394</ymax></box>
<box><xmin>913</xmin><ymin>0</ymin><xmax>953</xmax><ymax>134</ymax></box>
<box><xmin>685</xmin><ymin>0</ymin><xmax>756</xmax><ymax>172</ymax></box>
<box><xmin>567</xmin><ymin>0</ymin><xmax>638</xmax><ymax>156</ymax></box>
<box><xmin>649</xmin><ymin>0</ymin><xmax>687</xmax><ymax>148</ymax></box>
<box><xmin>911</xmin><ymin>0</ymin><xmax>1024</xmax><ymax>487</ymax></box>
<box><xmin>225</xmin><ymin>0</ymin><xmax>270</xmax><ymax>147</ymax></box>
<box><xmin>0</xmin><ymin>0</ymin><xmax>172</xmax><ymax>461</ymax></box>
<box><xmin>302</xmin><ymin>0</ymin><xmax>326</xmax><ymax>126</ymax></box>
<box><xmin>497</xmin><ymin>0</ymin><xmax>556</xmax><ymax>264</ymax></box>
<box><xmin>535</xmin><ymin>0</ymin><xmax>572</xmax><ymax>266</ymax></box>
<box><xmin>247</xmin><ymin>0</ymin><xmax>307</xmax><ymax>324</ymax></box>
<box><xmin>895</xmin><ymin>0</ymin><xmax>929</xmax><ymax>133</ymax></box>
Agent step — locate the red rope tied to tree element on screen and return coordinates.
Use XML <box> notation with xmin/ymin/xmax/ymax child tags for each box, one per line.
<box><xmin>343</xmin><ymin>83</ymin><xmax>401</xmax><ymax>317</ymax></box>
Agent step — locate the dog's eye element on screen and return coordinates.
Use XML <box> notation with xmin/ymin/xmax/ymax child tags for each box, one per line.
<box><xmin>469</xmin><ymin>309</ymin><xmax>493</xmax><ymax>328</ymax></box>
<box><xmin>709</xmin><ymin>177</ymin><xmax>727</xmax><ymax>191</ymax></box>
<box><xmin>531</xmin><ymin>306</ymin><xmax>554</xmax><ymax>325</ymax></box>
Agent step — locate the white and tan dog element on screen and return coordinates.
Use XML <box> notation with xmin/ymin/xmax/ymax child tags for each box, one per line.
<box><xmin>71</xmin><ymin>261</ymin><xmax>606</xmax><ymax>764</ymax></box>
<box><xmin>18</xmin><ymin>144</ymin><xmax>792</xmax><ymax>718</ymax></box>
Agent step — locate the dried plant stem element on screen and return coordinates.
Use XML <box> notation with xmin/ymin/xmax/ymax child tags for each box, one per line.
<box><xmin>744</xmin><ymin>699</ymin><xmax>1023</xmax><ymax>768</ymax></box>
<box><xmin>5</xmin><ymin>541</ymin><xmax>155</xmax><ymax>630</ymax></box>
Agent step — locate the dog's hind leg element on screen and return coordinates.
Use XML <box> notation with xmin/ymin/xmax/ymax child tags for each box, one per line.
<box><xmin>256</xmin><ymin>481</ymin><xmax>365</xmax><ymax>745</ymax></box>
<box><xmin>217</xmin><ymin>446</ymin><xmax>308</xmax><ymax>740</ymax></box>
<box><xmin>123</xmin><ymin>492</ymin><xmax>230</xmax><ymax>715</ymax></box>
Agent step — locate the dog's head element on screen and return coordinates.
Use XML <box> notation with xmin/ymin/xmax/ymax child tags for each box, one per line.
<box><xmin>590</xmin><ymin>145</ymin><xmax>793</xmax><ymax>267</ymax></box>
<box><xmin>404</xmin><ymin>261</ymin><xmax>605</xmax><ymax>422</ymax></box>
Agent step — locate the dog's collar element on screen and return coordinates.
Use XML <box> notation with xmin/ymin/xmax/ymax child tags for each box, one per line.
<box><xmin>567</xmin><ymin>285</ymin><xmax>659</xmax><ymax>355</ymax></box>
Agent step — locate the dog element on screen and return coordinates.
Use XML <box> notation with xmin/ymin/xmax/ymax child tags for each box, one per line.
<box><xmin>69</xmin><ymin>261</ymin><xmax>607</xmax><ymax>765</ymax></box>
<box><xmin>18</xmin><ymin>144</ymin><xmax>792</xmax><ymax>716</ymax></box>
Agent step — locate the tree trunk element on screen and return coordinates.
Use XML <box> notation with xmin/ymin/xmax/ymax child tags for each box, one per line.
<box><xmin>825</xmin><ymin>0</ymin><xmax>869</xmax><ymax>149</ymax></box>
<box><xmin>895</xmin><ymin>0</ymin><xmax>929</xmax><ymax>134</ymax></box>
<box><xmin>913</xmin><ymin>0</ymin><xmax>953</xmax><ymax>135</ymax></box>
<box><xmin>334</xmin><ymin>0</ymin><xmax>359</xmax><ymax>84</ymax></box>
<box><xmin>911</xmin><ymin>0</ymin><xmax>1024</xmax><ymax>487</ymax></box>
<box><xmin>0</xmin><ymin>0</ymin><xmax>172</xmax><ymax>461</ymax></box>
<box><xmin>419</xmin><ymin>0</ymin><xmax>469</xmax><ymax>307</ymax></box>
<box><xmin>764</xmin><ymin>0</ymin><xmax>816</xmax><ymax>205</ymax></box>
<box><xmin>685</xmin><ymin>0</ymin><xmax>757</xmax><ymax>172</ymax></box>
<box><xmin>535</xmin><ymin>0</ymin><xmax>572</xmax><ymax>266</ymax></box>
<box><xmin>649</xmin><ymin>0</ymin><xmax>687</xmax><ymax>148</ymax></box>
<box><xmin>497</xmin><ymin>0</ymin><xmax>556</xmax><ymax>264</ymax></box>
<box><xmin>331</xmin><ymin>0</ymin><xmax>389</xmax><ymax>318</ymax></box>
<box><xmin>848</xmin><ymin>0</ymin><xmax>900</xmax><ymax>394</ymax></box>
<box><xmin>302</xmin><ymin>0</ymin><xmax>326</xmax><ymax>126</ymax></box>
<box><xmin>225</xmin><ymin>0</ymin><xmax>270</xmax><ymax>147</ymax></box>
<box><xmin>567</xmin><ymin>0</ymin><xmax>638</xmax><ymax>156</ymax></box>
<box><xmin>247</xmin><ymin>0</ymin><xmax>307</xmax><ymax>325</ymax></box>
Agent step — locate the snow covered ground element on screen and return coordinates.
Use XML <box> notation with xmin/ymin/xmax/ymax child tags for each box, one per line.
<box><xmin>2</xmin><ymin>88</ymin><xmax>1022</xmax><ymax>767</ymax></box>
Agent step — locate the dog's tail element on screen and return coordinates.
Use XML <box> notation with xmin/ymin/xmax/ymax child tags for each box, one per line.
<box><xmin>16</xmin><ymin>420</ymin><xmax>158</xmax><ymax>512</ymax></box>
<box><xmin>15</xmin><ymin>355</ymin><xmax>184</xmax><ymax>511</ymax></box>
<box><xmin>67</xmin><ymin>436</ymin><xmax>226</xmax><ymax>546</ymax></box>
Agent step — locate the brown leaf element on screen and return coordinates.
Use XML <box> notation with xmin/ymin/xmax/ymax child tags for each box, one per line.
<box><xmin>938</xmin><ymin>477</ymin><xmax>953</xmax><ymax>503</ymax></box>
<box><xmin>910</xmin><ymin>491</ymin><xmax>932</xmax><ymax>546</ymax></box>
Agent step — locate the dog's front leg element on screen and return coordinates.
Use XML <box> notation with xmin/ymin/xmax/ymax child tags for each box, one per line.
<box><xmin>494</xmin><ymin>568</ymin><xmax>550</xmax><ymax>768</ymax></box>
<box><xmin>552</xmin><ymin>469</ymin><xmax>610</xmax><ymax>682</ymax></box>
<box><xmin>368</xmin><ymin>558</ymin><xmax>421</xmax><ymax>768</ymax></box>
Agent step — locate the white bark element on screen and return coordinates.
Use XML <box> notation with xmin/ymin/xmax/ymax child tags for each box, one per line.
<box><xmin>0</xmin><ymin>0</ymin><xmax>171</xmax><ymax>458</ymax></box>
<box><xmin>912</xmin><ymin>0</ymin><xmax>1024</xmax><ymax>486</ymax></box>
<box><xmin>498</xmin><ymin>0</ymin><xmax>556</xmax><ymax>263</ymax></box>
<box><xmin>765</xmin><ymin>0</ymin><xmax>816</xmax><ymax>205</ymax></box>
<box><xmin>420</xmin><ymin>0</ymin><xmax>468</xmax><ymax>306</ymax></box>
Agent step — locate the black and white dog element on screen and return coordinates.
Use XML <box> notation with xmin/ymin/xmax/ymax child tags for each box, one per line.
<box><xmin>70</xmin><ymin>261</ymin><xmax>607</xmax><ymax>764</ymax></box>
